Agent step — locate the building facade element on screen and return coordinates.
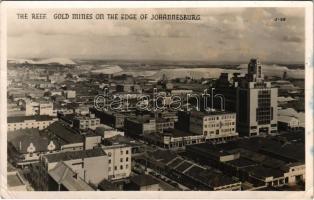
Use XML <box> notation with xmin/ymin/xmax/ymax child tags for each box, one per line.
<box><xmin>236</xmin><ymin>59</ymin><xmax>278</xmax><ymax>136</ymax></box>
<box><xmin>189</xmin><ymin>111</ymin><xmax>238</xmax><ymax>142</ymax></box>
<box><xmin>102</xmin><ymin>144</ymin><xmax>132</xmax><ymax>180</ymax></box>
<box><xmin>7</xmin><ymin>115</ymin><xmax>58</xmax><ymax>132</ymax></box>
<box><xmin>73</xmin><ymin>113</ymin><xmax>101</xmax><ymax>130</ymax></box>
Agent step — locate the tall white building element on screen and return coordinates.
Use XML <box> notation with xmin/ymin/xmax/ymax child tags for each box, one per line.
<box><xmin>102</xmin><ymin>144</ymin><xmax>132</xmax><ymax>180</ymax></box>
<box><xmin>189</xmin><ymin>111</ymin><xmax>238</xmax><ymax>142</ymax></box>
<box><xmin>236</xmin><ymin>58</ymin><xmax>278</xmax><ymax>136</ymax></box>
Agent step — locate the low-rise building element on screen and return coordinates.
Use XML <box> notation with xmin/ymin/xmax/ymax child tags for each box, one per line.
<box><xmin>7</xmin><ymin>129</ymin><xmax>60</xmax><ymax>167</ymax></box>
<box><xmin>278</xmin><ymin>116</ymin><xmax>301</xmax><ymax>131</ymax></box>
<box><xmin>7</xmin><ymin>115</ymin><xmax>58</xmax><ymax>132</ymax></box>
<box><xmin>47</xmin><ymin>162</ymin><xmax>94</xmax><ymax>191</ymax></box>
<box><xmin>125</xmin><ymin>117</ymin><xmax>156</xmax><ymax>136</ymax></box>
<box><xmin>95</xmin><ymin>125</ymin><xmax>124</xmax><ymax>139</ymax></box>
<box><xmin>185</xmin><ymin>137</ymin><xmax>305</xmax><ymax>188</ymax></box>
<box><xmin>73</xmin><ymin>113</ymin><xmax>101</xmax><ymax>130</ymax></box>
<box><xmin>45</xmin><ymin>121</ymin><xmax>85</xmax><ymax>151</ymax></box>
<box><xmin>38</xmin><ymin>148</ymin><xmax>108</xmax><ymax>190</ymax></box>
<box><xmin>156</xmin><ymin>118</ymin><xmax>175</xmax><ymax>133</ymax></box>
<box><xmin>64</xmin><ymin>90</ymin><xmax>76</xmax><ymax>99</ymax></box>
<box><xmin>90</xmin><ymin>108</ymin><xmax>125</xmax><ymax>129</ymax></box>
<box><xmin>24</xmin><ymin>100</ymin><xmax>54</xmax><ymax>116</ymax></box>
<box><xmin>281</xmin><ymin>162</ymin><xmax>305</xmax><ymax>185</ymax></box>
<box><xmin>144</xmin><ymin>129</ymin><xmax>205</xmax><ymax>149</ymax></box>
<box><xmin>143</xmin><ymin>150</ymin><xmax>241</xmax><ymax>191</ymax></box>
<box><xmin>189</xmin><ymin>111</ymin><xmax>238</xmax><ymax>142</ymax></box>
<box><xmin>127</xmin><ymin>174</ymin><xmax>161</xmax><ymax>191</ymax></box>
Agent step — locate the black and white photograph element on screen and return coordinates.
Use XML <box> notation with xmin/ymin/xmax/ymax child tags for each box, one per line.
<box><xmin>0</xmin><ymin>1</ymin><xmax>313</xmax><ymax>199</ymax></box>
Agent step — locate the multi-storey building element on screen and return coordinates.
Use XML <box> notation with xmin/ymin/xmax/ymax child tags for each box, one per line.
<box><xmin>144</xmin><ymin>129</ymin><xmax>205</xmax><ymax>149</ymax></box>
<box><xmin>156</xmin><ymin>118</ymin><xmax>175</xmax><ymax>133</ymax></box>
<box><xmin>24</xmin><ymin>100</ymin><xmax>54</xmax><ymax>116</ymax></box>
<box><xmin>101</xmin><ymin>144</ymin><xmax>132</xmax><ymax>180</ymax></box>
<box><xmin>189</xmin><ymin>111</ymin><xmax>238</xmax><ymax>142</ymax></box>
<box><xmin>124</xmin><ymin>117</ymin><xmax>156</xmax><ymax>136</ymax></box>
<box><xmin>175</xmin><ymin>110</ymin><xmax>191</xmax><ymax>132</ymax></box>
<box><xmin>236</xmin><ymin>59</ymin><xmax>278</xmax><ymax>136</ymax></box>
<box><xmin>90</xmin><ymin>108</ymin><xmax>125</xmax><ymax>129</ymax></box>
<box><xmin>73</xmin><ymin>113</ymin><xmax>101</xmax><ymax>130</ymax></box>
<box><xmin>39</xmin><ymin>101</ymin><xmax>54</xmax><ymax>116</ymax></box>
<box><xmin>7</xmin><ymin>115</ymin><xmax>58</xmax><ymax>132</ymax></box>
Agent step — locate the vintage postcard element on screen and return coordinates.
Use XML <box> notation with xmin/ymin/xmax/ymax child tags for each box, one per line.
<box><xmin>0</xmin><ymin>1</ymin><xmax>313</xmax><ymax>199</ymax></box>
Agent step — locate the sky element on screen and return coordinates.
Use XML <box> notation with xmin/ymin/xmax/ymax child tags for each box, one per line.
<box><xmin>7</xmin><ymin>7</ymin><xmax>305</xmax><ymax>63</ymax></box>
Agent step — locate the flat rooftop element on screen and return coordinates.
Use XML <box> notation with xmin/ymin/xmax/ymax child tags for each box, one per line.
<box><xmin>190</xmin><ymin>110</ymin><xmax>235</xmax><ymax>118</ymax></box>
<box><xmin>163</xmin><ymin>129</ymin><xmax>201</xmax><ymax>137</ymax></box>
<box><xmin>7</xmin><ymin>174</ymin><xmax>25</xmax><ymax>187</ymax></box>
<box><xmin>130</xmin><ymin>174</ymin><xmax>159</xmax><ymax>187</ymax></box>
<box><xmin>44</xmin><ymin>148</ymin><xmax>106</xmax><ymax>163</ymax></box>
<box><xmin>8</xmin><ymin>115</ymin><xmax>57</xmax><ymax>123</ymax></box>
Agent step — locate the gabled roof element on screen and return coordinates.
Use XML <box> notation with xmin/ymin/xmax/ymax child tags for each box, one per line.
<box><xmin>45</xmin><ymin>121</ymin><xmax>84</xmax><ymax>144</ymax></box>
<box><xmin>48</xmin><ymin>162</ymin><xmax>94</xmax><ymax>191</ymax></box>
<box><xmin>8</xmin><ymin>129</ymin><xmax>60</xmax><ymax>153</ymax></box>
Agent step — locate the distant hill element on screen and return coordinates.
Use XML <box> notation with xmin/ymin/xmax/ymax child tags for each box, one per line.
<box><xmin>8</xmin><ymin>58</ymin><xmax>76</xmax><ymax>65</ymax></box>
<box><xmin>90</xmin><ymin>65</ymin><xmax>123</xmax><ymax>74</ymax></box>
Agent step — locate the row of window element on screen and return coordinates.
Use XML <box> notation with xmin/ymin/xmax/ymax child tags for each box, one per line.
<box><xmin>156</xmin><ymin>122</ymin><xmax>174</xmax><ymax>127</ymax></box>
<box><xmin>108</xmin><ymin>157</ymin><xmax>129</xmax><ymax>164</ymax></box>
<box><xmin>204</xmin><ymin>128</ymin><xmax>235</xmax><ymax>135</ymax></box>
<box><xmin>107</xmin><ymin>150</ymin><xmax>129</xmax><ymax>157</ymax></box>
<box><xmin>203</xmin><ymin>122</ymin><xmax>235</xmax><ymax>128</ymax></box>
<box><xmin>9</xmin><ymin>121</ymin><xmax>54</xmax><ymax>126</ymax></box>
<box><xmin>220</xmin><ymin>128</ymin><xmax>235</xmax><ymax>133</ymax></box>
<box><xmin>108</xmin><ymin>164</ymin><xmax>129</xmax><ymax>171</ymax></box>
<box><xmin>80</xmin><ymin>119</ymin><xmax>100</xmax><ymax>123</ymax></box>
<box><xmin>204</xmin><ymin>115</ymin><xmax>235</xmax><ymax>121</ymax></box>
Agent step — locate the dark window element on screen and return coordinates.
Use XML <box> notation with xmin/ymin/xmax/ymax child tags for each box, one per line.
<box><xmin>238</xmin><ymin>90</ymin><xmax>248</xmax><ymax>123</ymax></box>
<box><xmin>256</xmin><ymin>90</ymin><xmax>271</xmax><ymax>125</ymax></box>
